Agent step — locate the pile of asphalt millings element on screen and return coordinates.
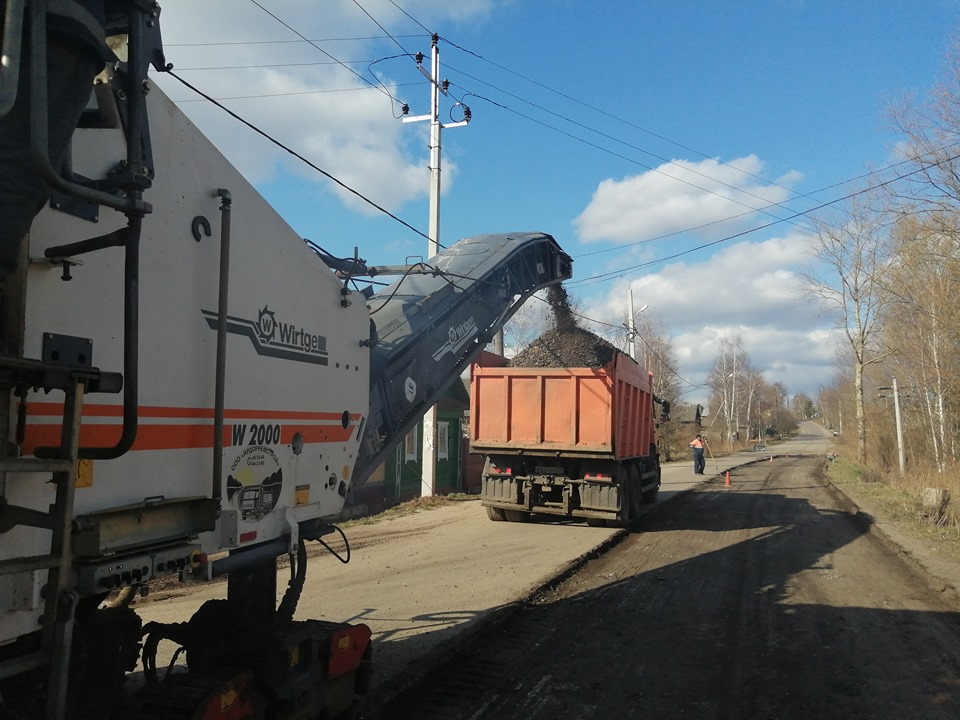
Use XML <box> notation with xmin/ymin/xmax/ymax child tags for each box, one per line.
<box><xmin>508</xmin><ymin>284</ymin><xmax>618</xmax><ymax>369</ymax></box>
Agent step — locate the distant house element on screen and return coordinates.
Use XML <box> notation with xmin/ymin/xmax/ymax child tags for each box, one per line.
<box><xmin>351</xmin><ymin>379</ymin><xmax>470</xmax><ymax>512</ymax></box>
<box><xmin>673</xmin><ymin>403</ymin><xmax>703</xmax><ymax>427</ymax></box>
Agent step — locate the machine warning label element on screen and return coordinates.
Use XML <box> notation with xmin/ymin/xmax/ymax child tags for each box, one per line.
<box><xmin>295</xmin><ymin>484</ymin><xmax>310</xmax><ymax>506</ymax></box>
<box><xmin>226</xmin><ymin>445</ymin><xmax>283</xmax><ymax>520</ymax></box>
<box><xmin>201</xmin><ymin>305</ymin><xmax>328</xmax><ymax>365</ymax></box>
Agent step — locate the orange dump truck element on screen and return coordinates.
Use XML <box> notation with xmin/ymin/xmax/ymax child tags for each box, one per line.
<box><xmin>470</xmin><ymin>350</ymin><xmax>665</xmax><ymax>525</ymax></box>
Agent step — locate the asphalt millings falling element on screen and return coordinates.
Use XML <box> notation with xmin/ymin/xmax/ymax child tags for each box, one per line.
<box><xmin>508</xmin><ymin>284</ymin><xmax>618</xmax><ymax>369</ymax></box>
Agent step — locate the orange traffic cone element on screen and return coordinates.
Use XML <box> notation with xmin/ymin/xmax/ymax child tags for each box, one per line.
<box><xmin>724</xmin><ymin>471</ymin><xmax>731</xmax><ymax>487</ymax></box>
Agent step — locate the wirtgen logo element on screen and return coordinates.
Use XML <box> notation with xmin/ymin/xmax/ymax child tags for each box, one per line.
<box><xmin>202</xmin><ymin>305</ymin><xmax>328</xmax><ymax>365</ymax></box>
<box><xmin>256</xmin><ymin>306</ymin><xmax>277</xmax><ymax>342</ymax></box>
<box><xmin>432</xmin><ymin>317</ymin><xmax>478</xmax><ymax>361</ymax></box>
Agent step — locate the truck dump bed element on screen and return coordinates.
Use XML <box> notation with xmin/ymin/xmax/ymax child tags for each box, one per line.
<box><xmin>469</xmin><ymin>351</ymin><xmax>656</xmax><ymax>460</ymax></box>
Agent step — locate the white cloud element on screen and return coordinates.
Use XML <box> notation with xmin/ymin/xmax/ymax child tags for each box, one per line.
<box><xmin>151</xmin><ymin>0</ymin><xmax>499</xmax><ymax>213</ymax></box>
<box><xmin>578</xmin><ymin>232</ymin><xmax>840</xmax><ymax>400</ymax></box>
<box><xmin>573</xmin><ymin>155</ymin><xmax>801</xmax><ymax>244</ymax></box>
<box><xmin>584</xmin><ymin>233</ymin><xmax>811</xmax><ymax>332</ymax></box>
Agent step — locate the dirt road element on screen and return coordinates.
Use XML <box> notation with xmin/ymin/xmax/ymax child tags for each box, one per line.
<box><xmin>135</xmin><ymin>424</ymin><xmax>960</xmax><ymax>717</ymax></box>
<box><xmin>136</xmin><ymin>431</ymin><xmax>731</xmax><ymax>690</ymax></box>
<box><xmin>368</xmin><ymin>455</ymin><xmax>960</xmax><ymax>719</ymax></box>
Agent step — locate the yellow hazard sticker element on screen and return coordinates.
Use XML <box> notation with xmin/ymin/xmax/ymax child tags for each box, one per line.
<box><xmin>220</xmin><ymin>686</ymin><xmax>238</xmax><ymax>710</ymax></box>
<box><xmin>295</xmin><ymin>484</ymin><xmax>310</xmax><ymax>505</ymax></box>
<box><xmin>76</xmin><ymin>459</ymin><xmax>93</xmax><ymax>488</ymax></box>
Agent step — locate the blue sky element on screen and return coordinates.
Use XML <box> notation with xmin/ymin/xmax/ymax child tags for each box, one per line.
<box><xmin>152</xmin><ymin>0</ymin><xmax>960</xmax><ymax>405</ymax></box>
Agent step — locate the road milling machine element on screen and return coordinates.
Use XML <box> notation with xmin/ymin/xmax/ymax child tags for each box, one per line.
<box><xmin>0</xmin><ymin>3</ymin><xmax>572</xmax><ymax>717</ymax></box>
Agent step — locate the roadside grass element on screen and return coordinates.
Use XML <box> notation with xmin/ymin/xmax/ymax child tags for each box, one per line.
<box><xmin>341</xmin><ymin>493</ymin><xmax>480</xmax><ymax>528</ymax></box>
<box><xmin>826</xmin><ymin>455</ymin><xmax>960</xmax><ymax>561</ymax></box>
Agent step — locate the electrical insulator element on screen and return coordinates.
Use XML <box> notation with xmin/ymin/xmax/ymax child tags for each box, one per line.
<box><xmin>442</xmin><ymin>79</ymin><xmax>450</xmax><ymax>92</ymax></box>
<box><xmin>415</xmin><ymin>52</ymin><xmax>423</xmax><ymax>65</ymax></box>
<box><xmin>463</xmin><ymin>107</ymin><xmax>472</xmax><ymax>122</ymax></box>
<box><xmin>401</xmin><ymin>104</ymin><xmax>409</xmax><ymax>115</ymax></box>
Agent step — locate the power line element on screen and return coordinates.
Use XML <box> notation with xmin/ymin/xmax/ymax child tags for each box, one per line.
<box><xmin>522</xmin><ymin>294</ymin><xmax>702</xmax><ymax>391</ymax></box>
<box><xmin>165</xmin><ymin>35</ymin><xmax>426</xmax><ymax>47</ymax></box>
<box><xmin>455</xmin><ymin>87</ymin><xmax>815</xmax><ymax>232</ymax></box>
<box><xmin>173</xmin><ymin>60</ymin><xmax>379</xmax><ymax>71</ymax></box>
<box><xmin>247</xmin><ymin>0</ymin><xmax>403</xmax><ymax>107</ymax></box>
<box><xmin>580</xmin><ymin>311</ymin><xmax>701</xmax><ymax>390</ymax></box>
<box><xmin>164</xmin><ymin>68</ymin><xmax>432</xmax><ymax>243</ymax></box>
<box><xmin>439</xmin><ymin>35</ymin><xmax>802</xmax><ymax>202</ymax></box>
<box><xmin>388</xmin><ymin>0</ymin><xmax>432</xmax><ymax>34</ymax></box>
<box><xmin>171</xmin><ymin>81</ymin><xmax>424</xmax><ymax>103</ymax></box>
<box><xmin>567</xmin><ymin>149</ymin><xmax>960</xmax><ymax>287</ymax></box>
<box><xmin>166</xmin><ymin>12</ymin><xmax>833</xmax><ymax>236</ymax></box>
<box><xmin>446</xmin><ymin>69</ymin><xmax>813</xmax><ymax>229</ymax></box>
<box><xmin>571</xmin><ymin>153</ymin><xmax>936</xmax><ymax>260</ymax></box>
<box><xmin>161</xmin><ymin>7</ymin><xmax>960</xmax><ymax>301</ymax></box>
<box><xmin>351</xmin><ymin>0</ymin><xmax>411</xmax><ymax>57</ymax></box>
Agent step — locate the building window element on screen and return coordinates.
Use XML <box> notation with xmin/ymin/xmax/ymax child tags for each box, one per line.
<box><xmin>404</xmin><ymin>427</ymin><xmax>418</xmax><ymax>461</ymax></box>
<box><xmin>438</xmin><ymin>422</ymin><xmax>449</xmax><ymax>460</ymax></box>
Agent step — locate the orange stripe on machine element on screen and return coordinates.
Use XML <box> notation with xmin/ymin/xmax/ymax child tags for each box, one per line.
<box><xmin>20</xmin><ymin>404</ymin><xmax>361</xmax><ymax>454</ymax></box>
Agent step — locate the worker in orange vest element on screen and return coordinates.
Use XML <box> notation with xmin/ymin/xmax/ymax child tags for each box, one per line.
<box><xmin>689</xmin><ymin>434</ymin><xmax>706</xmax><ymax>475</ymax></box>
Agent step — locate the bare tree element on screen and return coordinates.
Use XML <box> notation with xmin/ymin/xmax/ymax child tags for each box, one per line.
<box><xmin>706</xmin><ymin>335</ymin><xmax>753</xmax><ymax>444</ymax></box>
<box><xmin>799</xmin><ymin>199</ymin><xmax>893</xmax><ymax>462</ymax></box>
<box><xmin>889</xmin><ymin>47</ymin><xmax>960</xmax><ymax>217</ymax></box>
<box><xmin>882</xmin><ymin>214</ymin><xmax>960</xmax><ymax>471</ymax></box>
<box><xmin>631</xmin><ymin>310</ymin><xmax>682</xmax><ymax>405</ymax></box>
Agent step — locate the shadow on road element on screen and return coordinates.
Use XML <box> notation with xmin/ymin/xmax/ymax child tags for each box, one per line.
<box><xmin>367</xmin><ymin>459</ymin><xmax>960</xmax><ymax>719</ymax></box>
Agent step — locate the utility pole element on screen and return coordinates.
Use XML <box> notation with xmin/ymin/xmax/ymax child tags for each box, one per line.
<box><xmin>879</xmin><ymin>379</ymin><xmax>906</xmax><ymax>476</ymax></box>
<box><xmin>402</xmin><ymin>34</ymin><xmax>469</xmax><ymax>497</ymax></box>
<box><xmin>626</xmin><ymin>289</ymin><xmax>647</xmax><ymax>362</ymax></box>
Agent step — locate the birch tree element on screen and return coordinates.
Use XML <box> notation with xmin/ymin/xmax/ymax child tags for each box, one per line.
<box><xmin>799</xmin><ymin>200</ymin><xmax>893</xmax><ymax>463</ymax></box>
<box><xmin>707</xmin><ymin>335</ymin><xmax>753</xmax><ymax>443</ymax></box>
<box><xmin>882</xmin><ymin>215</ymin><xmax>960</xmax><ymax>471</ymax></box>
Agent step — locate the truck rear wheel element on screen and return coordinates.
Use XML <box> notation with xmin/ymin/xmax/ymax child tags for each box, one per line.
<box><xmin>485</xmin><ymin>506</ymin><xmax>506</xmax><ymax>521</ymax></box>
<box><xmin>503</xmin><ymin>509</ymin><xmax>531</xmax><ymax>522</ymax></box>
<box><xmin>628</xmin><ymin>464</ymin><xmax>644</xmax><ymax>518</ymax></box>
<box><xmin>641</xmin><ymin>463</ymin><xmax>661</xmax><ymax>504</ymax></box>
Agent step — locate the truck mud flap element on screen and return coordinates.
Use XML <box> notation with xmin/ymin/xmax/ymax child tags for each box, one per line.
<box><xmin>579</xmin><ymin>481</ymin><xmax>622</xmax><ymax>513</ymax></box>
<box><xmin>481</xmin><ymin>476</ymin><xmax>523</xmax><ymax>506</ymax></box>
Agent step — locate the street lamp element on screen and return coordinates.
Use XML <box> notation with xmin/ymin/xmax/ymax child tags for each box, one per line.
<box><xmin>627</xmin><ymin>288</ymin><xmax>648</xmax><ymax>362</ymax></box>
<box><xmin>878</xmin><ymin>379</ymin><xmax>905</xmax><ymax>476</ymax></box>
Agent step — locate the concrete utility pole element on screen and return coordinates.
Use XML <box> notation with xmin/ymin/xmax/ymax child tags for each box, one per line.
<box><xmin>879</xmin><ymin>379</ymin><xmax>906</xmax><ymax>476</ymax></box>
<box><xmin>403</xmin><ymin>34</ymin><xmax>469</xmax><ymax>497</ymax></box>
<box><xmin>626</xmin><ymin>289</ymin><xmax>647</xmax><ymax>362</ymax></box>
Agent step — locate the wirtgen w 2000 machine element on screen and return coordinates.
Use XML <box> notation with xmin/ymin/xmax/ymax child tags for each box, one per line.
<box><xmin>0</xmin><ymin>3</ymin><xmax>571</xmax><ymax>717</ymax></box>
